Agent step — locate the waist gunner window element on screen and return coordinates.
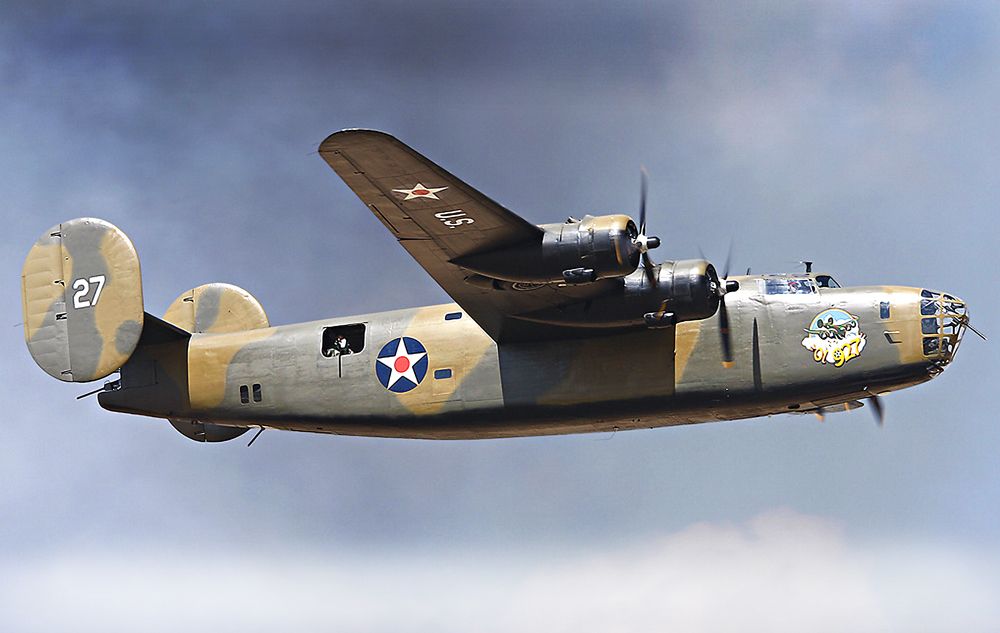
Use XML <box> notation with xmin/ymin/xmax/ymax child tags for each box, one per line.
<box><xmin>322</xmin><ymin>324</ymin><xmax>366</xmax><ymax>357</ymax></box>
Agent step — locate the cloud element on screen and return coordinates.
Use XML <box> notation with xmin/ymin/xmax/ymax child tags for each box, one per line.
<box><xmin>2</xmin><ymin>4</ymin><xmax>999</xmax><ymax>625</ymax></box>
<box><xmin>2</xmin><ymin>509</ymin><xmax>997</xmax><ymax>633</ymax></box>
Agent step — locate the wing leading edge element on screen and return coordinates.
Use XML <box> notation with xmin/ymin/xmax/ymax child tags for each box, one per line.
<box><xmin>318</xmin><ymin>129</ymin><xmax>619</xmax><ymax>342</ymax></box>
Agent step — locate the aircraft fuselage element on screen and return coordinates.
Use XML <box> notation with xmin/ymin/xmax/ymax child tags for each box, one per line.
<box><xmin>98</xmin><ymin>277</ymin><xmax>963</xmax><ymax>439</ymax></box>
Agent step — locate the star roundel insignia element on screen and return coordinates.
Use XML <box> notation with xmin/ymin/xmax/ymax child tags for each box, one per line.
<box><xmin>392</xmin><ymin>183</ymin><xmax>448</xmax><ymax>200</ymax></box>
<box><xmin>375</xmin><ymin>337</ymin><xmax>429</xmax><ymax>393</ymax></box>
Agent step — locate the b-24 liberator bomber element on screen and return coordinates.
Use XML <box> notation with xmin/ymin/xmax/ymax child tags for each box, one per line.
<box><xmin>21</xmin><ymin>130</ymin><xmax>982</xmax><ymax>442</ymax></box>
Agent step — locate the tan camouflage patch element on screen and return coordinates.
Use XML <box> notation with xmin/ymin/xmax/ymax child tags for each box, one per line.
<box><xmin>89</xmin><ymin>227</ymin><xmax>144</xmax><ymax>378</ymax></box>
<box><xmin>22</xmin><ymin>238</ymin><xmax>64</xmax><ymax>343</ymax></box>
<box><xmin>187</xmin><ymin>328</ymin><xmax>275</xmax><ymax>409</ymax></box>
<box><xmin>165</xmin><ymin>283</ymin><xmax>269</xmax><ymax>333</ymax></box>
<box><xmin>876</xmin><ymin>285</ymin><xmax>925</xmax><ymax>365</ymax></box>
<box><xmin>674</xmin><ymin>320</ymin><xmax>703</xmax><ymax>383</ymax></box>
<box><xmin>391</xmin><ymin>304</ymin><xmax>495</xmax><ymax>416</ymax></box>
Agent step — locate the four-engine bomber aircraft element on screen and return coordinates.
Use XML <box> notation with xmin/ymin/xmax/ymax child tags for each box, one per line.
<box><xmin>21</xmin><ymin>130</ymin><xmax>980</xmax><ymax>442</ymax></box>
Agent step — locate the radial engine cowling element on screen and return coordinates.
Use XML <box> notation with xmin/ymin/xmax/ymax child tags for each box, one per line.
<box><xmin>455</xmin><ymin>214</ymin><xmax>641</xmax><ymax>284</ymax></box>
<box><xmin>651</xmin><ymin>259</ymin><xmax>722</xmax><ymax>323</ymax></box>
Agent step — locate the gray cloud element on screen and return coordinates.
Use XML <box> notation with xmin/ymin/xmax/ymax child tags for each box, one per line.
<box><xmin>2</xmin><ymin>510</ymin><xmax>999</xmax><ymax>633</ymax></box>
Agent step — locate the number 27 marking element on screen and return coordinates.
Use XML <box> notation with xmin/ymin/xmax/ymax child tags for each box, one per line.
<box><xmin>72</xmin><ymin>275</ymin><xmax>106</xmax><ymax>309</ymax></box>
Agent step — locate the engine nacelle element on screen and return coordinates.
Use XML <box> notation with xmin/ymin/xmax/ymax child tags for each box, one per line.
<box><xmin>515</xmin><ymin>258</ymin><xmax>723</xmax><ymax>329</ymax></box>
<box><xmin>646</xmin><ymin>259</ymin><xmax>722</xmax><ymax>323</ymax></box>
<box><xmin>455</xmin><ymin>214</ymin><xmax>641</xmax><ymax>284</ymax></box>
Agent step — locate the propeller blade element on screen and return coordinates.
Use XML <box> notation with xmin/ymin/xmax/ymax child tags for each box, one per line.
<box><xmin>719</xmin><ymin>297</ymin><xmax>734</xmax><ymax>368</ymax></box>
<box><xmin>642</xmin><ymin>251</ymin><xmax>657</xmax><ymax>287</ymax></box>
<box><xmin>638</xmin><ymin>167</ymin><xmax>648</xmax><ymax>234</ymax></box>
<box><xmin>721</xmin><ymin>240</ymin><xmax>733</xmax><ymax>280</ymax></box>
<box><xmin>868</xmin><ymin>395</ymin><xmax>885</xmax><ymax>427</ymax></box>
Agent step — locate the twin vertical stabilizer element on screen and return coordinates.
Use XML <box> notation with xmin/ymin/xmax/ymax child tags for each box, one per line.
<box><xmin>22</xmin><ymin>218</ymin><xmax>144</xmax><ymax>382</ymax></box>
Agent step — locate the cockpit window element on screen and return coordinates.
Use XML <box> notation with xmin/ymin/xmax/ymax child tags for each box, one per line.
<box><xmin>815</xmin><ymin>275</ymin><xmax>841</xmax><ymax>289</ymax></box>
<box><xmin>760</xmin><ymin>278</ymin><xmax>817</xmax><ymax>295</ymax></box>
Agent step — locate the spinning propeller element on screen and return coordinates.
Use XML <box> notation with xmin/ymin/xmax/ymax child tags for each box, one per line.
<box><xmin>868</xmin><ymin>394</ymin><xmax>885</xmax><ymax>427</ymax></box>
<box><xmin>635</xmin><ymin>168</ymin><xmax>661</xmax><ymax>286</ymax></box>
<box><xmin>814</xmin><ymin>394</ymin><xmax>885</xmax><ymax>426</ymax></box>
<box><xmin>634</xmin><ymin>169</ymin><xmax>736</xmax><ymax>365</ymax></box>
<box><xmin>712</xmin><ymin>243</ymin><xmax>738</xmax><ymax>368</ymax></box>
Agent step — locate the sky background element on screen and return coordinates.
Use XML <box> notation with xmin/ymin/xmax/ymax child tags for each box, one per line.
<box><xmin>2</xmin><ymin>1</ymin><xmax>999</xmax><ymax>630</ymax></box>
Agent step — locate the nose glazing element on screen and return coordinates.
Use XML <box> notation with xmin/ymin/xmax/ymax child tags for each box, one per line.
<box><xmin>917</xmin><ymin>289</ymin><xmax>968</xmax><ymax>370</ymax></box>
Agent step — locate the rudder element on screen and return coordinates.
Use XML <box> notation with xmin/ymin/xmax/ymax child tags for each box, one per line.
<box><xmin>22</xmin><ymin>218</ymin><xmax>144</xmax><ymax>382</ymax></box>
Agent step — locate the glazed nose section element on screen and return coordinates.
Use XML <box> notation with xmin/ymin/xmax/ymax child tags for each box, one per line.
<box><xmin>917</xmin><ymin>289</ymin><xmax>969</xmax><ymax>370</ymax></box>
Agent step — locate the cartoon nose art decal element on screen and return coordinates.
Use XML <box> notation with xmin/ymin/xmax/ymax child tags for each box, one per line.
<box><xmin>375</xmin><ymin>337</ymin><xmax>429</xmax><ymax>393</ymax></box>
<box><xmin>801</xmin><ymin>309</ymin><xmax>866</xmax><ymax>367</ymax></box>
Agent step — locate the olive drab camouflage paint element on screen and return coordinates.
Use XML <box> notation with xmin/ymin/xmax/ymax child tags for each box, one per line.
<box><xmin>21</xmin><ymin>130</ymin><xmax>977</xmax><ymax>442</ymax></box>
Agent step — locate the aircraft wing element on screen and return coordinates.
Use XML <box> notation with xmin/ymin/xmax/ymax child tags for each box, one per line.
<box><xmin>319</xmin><ymin>129</ymin><xmax>620</xmax><ymax>342</ymax></box>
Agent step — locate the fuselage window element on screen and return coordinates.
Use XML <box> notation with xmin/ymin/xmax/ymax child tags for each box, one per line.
<box><xmin>760</xmin><ymin>278</ymin><xmax>816</xmax><ymax>295</ymax></box>
<box><xmin>322</xmin><ymin>324</ymin><xmax>366</xmax><ymax>357</ymax></box>
<box><xmin>923</xmin><ymin>336</ymin><xmax>952</xmax><ymax>356</ymax></box>
<box><xmin>239</xmin><ymin>385</ymin><xmax>250</xmax><ymax>404</ymax></box>
<box><xmin>923</xmin><ymin>337</ymin><xmax>940</xmax><ymax>355</ymax></box>
<box><xmin>880</xmin><ymin>301</ymin><xmax>890</xmax><ymax>319</ymax></box>
<box><xmin>815</xmin><ymin>275</ymin><xmax>841</xmax><ymax>289</ymax></box>
<box><xmin>252</xmin><ymin>383</ymin><xmax>262</xmax><ymax>402</ymax></box>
